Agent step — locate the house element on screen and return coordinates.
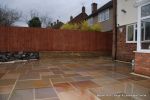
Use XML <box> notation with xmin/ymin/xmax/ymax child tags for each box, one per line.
<box><xmin>68</xmin><ymin>6</ymin><xmax>88</xmax><ymax>24</ymax></box>
<box><xmin>113</xmin><ymin>0</ymin><xmax>150</xmax><ymax>76</ymax></box>
<box><xmin>51</xmin><ymin>20</ymin><xmax>64</xmax><ymax>29</ymax></box>
<box><xmin>86</xmin><ymin>1</ymin><xmax>113</xmax><ymax>32</ymax></box>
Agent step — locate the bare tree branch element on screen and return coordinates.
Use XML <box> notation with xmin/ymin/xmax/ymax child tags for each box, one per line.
<box><xmin>0</xmin><ymin>5</ymin><xmax>21</xmax><ymax>26</ymax></box>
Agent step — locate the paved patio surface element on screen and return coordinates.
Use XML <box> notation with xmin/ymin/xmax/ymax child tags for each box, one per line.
<box><xmin>0</xmin><ymin>57</ymin><xmax>150</xmax><ymax>100</ymax></box>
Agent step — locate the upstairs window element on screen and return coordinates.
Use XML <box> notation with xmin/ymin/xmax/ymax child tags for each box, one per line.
<box><xmin>141</xmin><ymin>4</ymin><xmax>150</xmax><ymax>18</ymax></box>
<box><xmin>88</xmin><ymin>18</ymin><xmax>93</xmax><ymax>26</ymax></box>
<box><xmin>98</xmin><ymin>9</ymin><xmax>109</xmax><ymax>22</ymax></box>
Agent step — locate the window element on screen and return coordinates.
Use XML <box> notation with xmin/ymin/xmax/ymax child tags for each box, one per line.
<box><xmin>88</xmin><ymin>18</ymin><xmax>93</xmax><ymax>26</ymax></box>
<box><xmin>145</xmin><ymin>21</ymin><xmax>150</xmax><ymax>40</ymax></box>
<box><xmin>141</xmin><ymin>21</ymin><xmax>150</xmax><ymax>41</ymax></box>
<box><xmin>141</xmin><ymin>4</ymin><xmax>150</xmax><ymax>18</ymax></box>
<box><xmin>98</xmin><ymin>9</ymin><xmax>109</xmax><ymax>22</ymax></box>
<box><xmin>126</xmin><ymin>23</ymin><xmax>145</xmax><ymax>43</ymax></box>
<box><xmin>126</xmin><ymin>24</ymin><xmax>137</xmax><ymax>42</ymax></box>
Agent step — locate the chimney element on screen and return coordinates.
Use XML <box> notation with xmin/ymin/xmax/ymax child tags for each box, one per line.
<box><xmin>57</xmin><ymin>20</ymin><xmax>59</xmax><ymax>24</ymax></box>
<box><xmin>82</xmin><ymin>6</ymin><xmax>85</xmax><ymax>13</ymax></box>
<box><xmin>70</xmin><ymin>16</ymin><xmax>73</xmax><ymax>21</ymax></box>
<box><xmin>91</xmin><ymin>3</ymin><xmax>97</xmax><ymax>13</ymax></box>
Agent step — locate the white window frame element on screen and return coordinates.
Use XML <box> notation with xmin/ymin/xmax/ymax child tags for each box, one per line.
<box><xmin>126</xmin><ymin>23</ymin><xmax>137</xmax><ymax>43</ymax></box>
<box><xmin>126</xmin><ymin>23</ymin><xmax>146</xmax><ymax>43</ymax></box>
<box><xmin>137</xmin><ymin>2</ymin><xmax>150</xmax><ymax>53</ymax></box>
<box><xmin>98</xmin><ymin>9</ymin><xmax>110</xmax><ymax>22</ymax></box>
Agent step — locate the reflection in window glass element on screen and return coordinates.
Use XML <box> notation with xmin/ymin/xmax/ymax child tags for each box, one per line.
<box><xmin>99</xmin><ymin>9</ymin><xmax>109</xmax><ymax>22</ymax></box>
<box><xmin>145</xmin><ymin>22</ymin><xmax>150</xmax><ymax>40</ymax></box>
<box><xmin>141</xmin><ymin>4</ymin><xmax>150</xmax><ymax>17</ymax></box>
<box><xmin>127</xmin><ymin>25</ymin><xmax>134</xmax><ymax>41</ymax></box>
<box><xmin>141</xmin><ymin>18</ymin><xmax>150</xmax><ymax>50</ymax></box>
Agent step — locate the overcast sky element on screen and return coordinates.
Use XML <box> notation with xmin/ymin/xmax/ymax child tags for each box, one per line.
<box><xmin>0</xmin><ymin>0</ymin><xmax>110</xmax><ymax>26</ymax></box>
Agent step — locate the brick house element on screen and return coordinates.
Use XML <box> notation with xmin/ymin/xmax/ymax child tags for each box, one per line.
<box><xmin>68</xmin><ymin>6</ymin><xmax>88</xmax><ymax>24</ymax></box>
<box><xmin>113</xmin><ymin>0</ymin><xmax>150</xmax><ymax>76</ymax></box>
<box><xmin>86</xmin><ymin>1</ymin><xmax>113</xmax><ymax>32</ymax></box>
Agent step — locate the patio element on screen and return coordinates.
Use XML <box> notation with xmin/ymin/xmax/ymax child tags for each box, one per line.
<box><xmin>0</xmin><ymin>57</ymin><xmax>149</xmax><ymax>100</ymax></box>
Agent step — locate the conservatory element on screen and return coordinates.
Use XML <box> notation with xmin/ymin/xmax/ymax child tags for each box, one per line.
<box><xmin>134</xmin><ymin>0</ymin><xmax>150</xmax><ymax>76</ymax></box>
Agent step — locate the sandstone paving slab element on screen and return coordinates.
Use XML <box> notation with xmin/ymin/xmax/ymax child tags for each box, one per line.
<box><xmin>42</xmin><ymin>75</ymin><xmax>63</xmax><ymax>79</ymax></box>
<box><xmin>57</xmin><ymin>89</ymin><xmax>99</xmax><ymax>100</ymax></box>
<box><xmin>53</xmin><ymin>83</ymin><xmax>75</xmax><ymax>93</ymax></box>
<box><xmin>0</xmin><ymin>94</ymin><xmax>9</xmax><ymax>100</ymax></box>
<box><xmin>63</xmin><ymin>74</ymin><xmax>81</xmax><ymax>77</ymax></box>
<box><xmin>35</xmin><ymin>88</ymin><xmax>58</xmax><ymax>99</ymax></box>
<box><xmin>70</xmin><ymin>80</ymin><xmax>100</xmax><ymax>90</ymax></box>
<box><xmin>19</xmin><ymin>72</ymin><xmax>40</xmax><ymax>80</ymax></box>
<box><xmin>15</xmin><ymin>79</ymin><xmax>52</xmax><ymax>89</ymax></box>
<box><xmin>0</xmin><ymin>79</ymin><xmax>16</xmax><ymax>87</ymax></box>
<box><xmin>9</xmin><ymin>89</ymin><xmax>34</xmax><ymax>100</ymax></box>
<box><xmin>51</xmin><ymin>78</ymin><xmax>74</xmax><ymax>84</ymax></box>
<box><xmin>2</xmin><ymin>73</ymin><xmax>20</xmax><ymax>80</ymax></box>
<box><xmin>0</xmin><ymin>85</ymin><xmax>13</xmax><ymax>94</ymax></box>
<box><xmin>0</xmin><ymin>73</ymin><xmax>5</xmax><ymax>79</ymax></box>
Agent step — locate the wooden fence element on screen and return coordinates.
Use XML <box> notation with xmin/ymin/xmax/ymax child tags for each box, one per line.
<box><xmin>0</xmin><ymin>26</ymin><xmax>112</xmax><ymax>54</ymax></box>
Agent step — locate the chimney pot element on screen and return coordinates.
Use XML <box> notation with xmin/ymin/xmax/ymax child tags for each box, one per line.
<box><xmin>82</xmin><ymin>6</ymin><xmax>85</xmax><ymax>13</ymax></box>
<box><xmin>70</xmin><ymin>16</ymin><xmax>73</xmax><ymax>21</ymax></box>
<box><xmin>57</xmin><ymin>20</ymin><xmax>59</xmax><ymax>23</ymax></box>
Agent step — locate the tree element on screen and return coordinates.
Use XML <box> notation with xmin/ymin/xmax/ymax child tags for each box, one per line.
<box><xmin>28</xmin><ymin>17</ymin><xmax>41</xmax><ymax>27</ymax></box>
<box><xmin>25</xmin><ymin>10</ymin><xmax>52</xmax><ymax>28</ymax></box>
<box><xmin>0</xmin><ymin>5</ymin><xmax>21</xmax><ymax>26</ymax></box>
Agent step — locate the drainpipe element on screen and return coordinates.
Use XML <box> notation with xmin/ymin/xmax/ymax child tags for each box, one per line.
<box><xmin>112</xmin><ymin>0</ymin><xmax>117</xmax><ymax>60</ymax></box>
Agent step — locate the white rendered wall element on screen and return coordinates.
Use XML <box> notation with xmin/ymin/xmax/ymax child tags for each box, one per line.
<box><xmin>117</xmin><ymin>0</ymin><xmax>138</xmax><ymax>26</ymax></box>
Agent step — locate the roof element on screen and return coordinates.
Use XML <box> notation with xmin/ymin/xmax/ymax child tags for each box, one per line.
<box><xmin>68</xmin><ymin>12</ymin><xmax>88</xmax><ymax>24</ymax></box>
<box><xmin>86</xmin><ymin>1</ymin><xmax>113</xmax><ymax>19</ymax></box>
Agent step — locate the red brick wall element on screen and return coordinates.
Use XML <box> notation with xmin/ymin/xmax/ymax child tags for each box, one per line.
<box><xmin>0</xmin><ymin>26</ymin><xmax>112</xmax><ymax>56</ymax></box>
<box><xmin>116</xmin><ymin>26</ymin><xmax>136</xmax><ymax>62</ymax></box>
<box><xmin>134</xmin><ymin>52</ymin><xmax>150</xmax><ymax>76</ymax></box>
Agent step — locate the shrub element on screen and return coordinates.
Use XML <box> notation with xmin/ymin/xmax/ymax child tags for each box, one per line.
<box><xmin>73</xmin><ymin>24</ymin><xmax>80</xmax><ymax>30</ymax></box>
<box><xmin>90</xmin><ymin>23</ymin><xmax>101</xmax><ymax>32</ymax></box>
<box><xmin>61</xmin><ymin>23</ymin><xmax>73</xmax><ymax>30</ymax></box>
<box><xmin>61</xmin><ymin>21</ymin><xmax>101</xmax><ymax>32</ymax></box>
<box><xmin>81</xmin><ymin>21</ymin><xmax>90</xmax><ymax>31</ymax></box>
<box><xmin>61</xmin><ymin>23</ymin><xmax>79</xmax><ymax>30</ymax></box>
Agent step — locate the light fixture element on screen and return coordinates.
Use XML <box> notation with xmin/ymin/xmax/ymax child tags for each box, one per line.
<box><xmin>121</xmin><ymin>9</ymin><xmax>127</xmax><ymax>13</ymax></box>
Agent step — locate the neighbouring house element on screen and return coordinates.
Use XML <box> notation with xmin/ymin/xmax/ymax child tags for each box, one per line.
<box><xmin>51</xmin><ymin>20</ymin><xmax>64</xmax><ymax>29</ymax></box>
<box><xmin>68</xmin><ymin>6</ymin><xmax>88</xmax><ymax>24</ymax></box>
<box><xmin>86</xmin><ymin>1</ymin><xmax>113</xmax><ymax>32</ymax></box>
<box><xmin>113</xmin><ymin>0</ymin><xmax>150</xmax><ymax>76</ymax></box>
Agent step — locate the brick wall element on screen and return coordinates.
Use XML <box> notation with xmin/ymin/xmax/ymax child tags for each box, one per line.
<box><xmin>134</xmin><ymin>52</ymin><xmax>150</xmax><ymax>76</ymax></box>
<box><xmin>116</xmin><ymin>26</ymin><xmax>136</xmax><ymax>62</ymax></box>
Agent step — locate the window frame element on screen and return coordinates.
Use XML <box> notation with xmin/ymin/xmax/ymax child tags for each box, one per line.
<box><xmin>98</xmin><ymin>9</ymin><xmax>110</xmax><ymax>22</ymax></box>
<box><xmin>126</xmin><ymin>22</ymin><xmax>147</xmax><ymax>43</ymax></box>
<box><xmin>88</xmin><ymin>17</ymin><xmax>93</xmax><ymax>26</ymax></box>
<box><xmin>126</xmin><ymin>23</ymin><xmax>137</xmax><ymax>43</ymax></box>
